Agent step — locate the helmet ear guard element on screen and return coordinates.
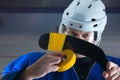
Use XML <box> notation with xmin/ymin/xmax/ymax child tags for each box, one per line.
<box><xmin>59</xmin><ymin>0</ymin><xmax>107</xmax><ymax>45</ymax></box>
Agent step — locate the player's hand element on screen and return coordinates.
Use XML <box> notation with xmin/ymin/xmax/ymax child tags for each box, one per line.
<box><xmin>102</xmin><ymin>61</ymin><xmax>120</xmax><ymax>80</ymax></box>
<box><xmin>20</xmin><ymin>51</ymin><xmax>63</xmax><ymax>80</ymax></box>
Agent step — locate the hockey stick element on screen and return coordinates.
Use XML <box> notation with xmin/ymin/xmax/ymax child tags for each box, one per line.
<box><xmin>39</xmin><ymin>32</ymin><xmax>108</xmax><ymax>71</ymax></box>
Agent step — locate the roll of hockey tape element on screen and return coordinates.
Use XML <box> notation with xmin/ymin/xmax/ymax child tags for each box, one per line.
<box><xmin>58</xmin><ymin>49</ymin><xmax>76</xmax><ymax>72</ymax></box>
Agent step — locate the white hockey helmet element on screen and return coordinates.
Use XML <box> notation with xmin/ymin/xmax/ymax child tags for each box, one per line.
<box><xmin>59</xmin><ymin>0</ymin><xmax>107</xmax><ymax>45</ymax></box>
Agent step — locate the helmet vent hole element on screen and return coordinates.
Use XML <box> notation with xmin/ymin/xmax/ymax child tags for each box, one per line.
<box><xmin>62</xmin><ymin>24</ymin><xmax>65</xmax><ymax>27</ymax></box>
<box><xmin>93</xmin><ymin>24</ymin><xmax>97</xmax><ymax>27</ymax></box>
<box><xmin>70</xmin><ymin>24</ymin><xmax>73</xmax><ymax>26</ymax></box>
<box><xmin>91</xmin><ymin>18</ymin><xmax>96</xmax><ymax>21</ymax></box>
<box><xmin>88</xmin><ymin>4</ymin><xmax>92</xmax><ymax>8</ymax></box>
<box><xmin>77</xmin><ymin>2</ymin><xmax>80</xmax><ymax>6</ymax></box>
<box><xmin>79</xmin><ymin>26</ymin><xmax>82</xmax><ymax>28</ymax></box>
<box><xmin>66</xmin><ymin>12</ymin><xmax>69</xmax><ymax>15</ymax></box>
<box><xmin>103</xmin><ymin>9</ymin><xmax>105</xmax><ymax>12</ymax></box>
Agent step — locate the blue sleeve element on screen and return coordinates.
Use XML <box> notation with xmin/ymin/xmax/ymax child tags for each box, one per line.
<box><xmin>1</xmin><ymin>52</ymin><xmax>45</xmax><ymax>80</ymax></box>
<box><xmin>107</xmin><ymin>55</ymin><xmax>120</xmax><ymax>66</ymax></box>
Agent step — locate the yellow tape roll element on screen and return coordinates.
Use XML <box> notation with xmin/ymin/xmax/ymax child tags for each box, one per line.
<box><xmin>48</xmin><ymin>33</ymin><xmax>76</xmax><ymax>72</ymax></box>
<box><xmin>58</xmin><ymin>49</ymin><xmax>76</xmax><ymax>72</ymax></box>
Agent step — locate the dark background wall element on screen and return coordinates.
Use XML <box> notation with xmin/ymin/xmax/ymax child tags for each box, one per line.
<box><xmin>0</xmin><ymin>0</ymin><xmax>120</xmax><ymax>7</ymax></box>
